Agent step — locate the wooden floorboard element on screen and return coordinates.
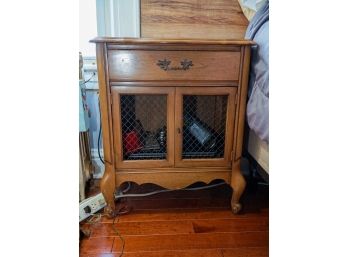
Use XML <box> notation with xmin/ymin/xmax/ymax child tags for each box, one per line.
<box><xmin>111</xmin><ymin>231</ymin><xmax>268</xmax><ymax>252</ymax></box>
<box><xmin>81</xmin><ymin>249</ymin><xmax>224</xmax><ymax>257</ymax></box>
<box><xmin>80</xmin><ymin>247</ymin><xmax>268</xmax><ymax>257</ymax></box>
<box><xmin>222</xmin><ymin>247</ymin><xmax>269</xmax><ymax>257</ymax></box>
<box><xmin>191</xmin><ymin>217</ymin><xmax>268</xmax><ymax>233</ymax></box>
<box><xmin>117</xmin><ymin>208</ymin><xmax>268</xmax><ymax>223</ymax></box>
<box><xmin>88</xmin><ymin>217</ymin><xmax>268</xmax><ymax>237</ymax></box>
<box><xmin>80</xmin><ymin>181</ymin><xmax>269</xmax><ymax>256</ymax></box>
<box><xmin>89</xmin><ymin>220</ymin><xmax>195</xmax><ymax>237</ymax></box>
<box><xmin>80</xmin><ymin>237</ymin><xmax>114</xmax><ymax>254</ymax></box>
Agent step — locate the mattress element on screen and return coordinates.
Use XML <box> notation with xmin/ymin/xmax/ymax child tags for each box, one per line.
<box><xmin>248</xmin><ymin>129</ymin><xmax>269</xmax><ymax>174</ymax></box>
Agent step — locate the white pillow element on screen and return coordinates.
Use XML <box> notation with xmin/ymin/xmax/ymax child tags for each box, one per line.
<box><xmin>238</xmin><ymin>0</ymin><xmax>267</xmax><ymax>21</ymax></box>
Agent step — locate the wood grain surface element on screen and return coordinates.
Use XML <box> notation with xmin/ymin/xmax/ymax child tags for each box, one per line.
<box><xmin>90</xmin><ymin>38</ymin><xmax>253</xmax><ymax>45</ymax></box>
<box><xmin>141</xmin><ymin>0</ymin><xmax>249</xmax><ymax>39</ymax></box>
<box><xmin>111</xmin><ymin>86</ymin><xmax>175</xmax><ymax>169</ymax></box>
<box><xmin>107</xmin><ymin>50</ymin><xmax>241</xmax><ymax>81</ymax></box>
<box><xmin>174</xmin><ymin>87</ymin><xmax>237</xmax><ymax>168</ymax></box>
<box><xmin>80</xmin><ymin>182</ymin><xmax>269</xmax><ymax>256</ymax></box>
<box><xmin>92</xmin><ymin>38</ymin><xmax>253</xmax><ymax>216</ymax></box>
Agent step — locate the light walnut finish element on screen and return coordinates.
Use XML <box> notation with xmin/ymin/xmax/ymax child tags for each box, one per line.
<box><xmin>230</xmin><ymin>159</ymin><xmax>246</xmax><ymax>214</ymax></box>
<box><xmin>115</xmin><ymin>171</ymin><xmax>231</xmax><ymax>190</ymax></box>
<box><xmin>230</xmin><ymin>46</ymin><xmax>251</xmax><ymax>214</ymax></box>
<box><xmin>92</xmin><ymin>38</ymin><xmax>253</xmax><ymax>217</ymax></box>
<box><xmin>141</xmin><ymin>0</ymin><xmax>249</xmax><ymax>39</ymax></box>
<box><xmin>96</xmin><ymin>44</ymin><xmax>113</xmax><ymax>164</ymax></box>
<box><xmin>91</xmin><ymin>37</ymin><xmax>253</xmax><ymax>45</ymax></box>
<box><xmin>100</xmin><ymin>163</ymin><xmax>116</xmax><ymax>218</ymax></box>
<box><xmin>235</xmin><ymin>46</ymin><xmax>251</xmax><ymax>160</ymax></box>
<box><xmin>108</xmin><ymin>50</ymin><xmax>241</xmax><ymax>81</ymax></box>
<box><xmin>96</xmin><ymin>44</ymin><xmax>117</xmax><ymax>218</ymax></box>
<box><xmin>110</xmin><ymin>81</ymin><xmax>239</xmax><ymax>87</ymax></box>
<box><xmin>111</xmin><ymin>86</ymin><xmax>175</xmax><ymax>169</ymax></box>
<box><xmin>107</xmin><ymin>44</ymin><xmax>242</xmax><ymax>51</ymax></box>
<box><xmin>174</xmin><ymin>87</ymin><xmax>237</xmax><ymax>168</ymax></box>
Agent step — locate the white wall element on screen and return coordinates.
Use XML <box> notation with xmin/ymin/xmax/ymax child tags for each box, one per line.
<box><xmin>80</xmin><ymin>0</ymin><xmax>140</xmax><ymax>178</ymax></box>
<box><xmin>96</xmin><ymin>0</ymin><xmax>140</xmax><ymax>37</ymax></box>
<box><xmin>79</xmin><ymin>0</ymin><xmax>98</xmax><ymax>57</ymax></box>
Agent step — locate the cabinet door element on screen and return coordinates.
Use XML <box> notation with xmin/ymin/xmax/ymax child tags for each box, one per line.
<box><xmin>175</xmin><ymin>87</ymin><xmax>237</xmax><ymax>168</ymax></box>
<box><xmin>111</xmin><ymin>86</ymin><xmax>175</xmax><ymax>169</ymax></box>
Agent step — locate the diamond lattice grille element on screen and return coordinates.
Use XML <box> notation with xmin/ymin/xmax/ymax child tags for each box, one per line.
<box><xmin>120</xmin><ymin>94</ymin><xmax>167</xmax><ymax>160</ymax></box>
<box><xmin>182</xmin><ymin>95</ymin><xmax>228</xmax><ymax>159</ymax></box>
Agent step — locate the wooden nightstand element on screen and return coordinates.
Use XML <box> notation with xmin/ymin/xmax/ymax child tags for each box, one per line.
<box><xmin>91</xmin><ymin>38</ymin><xmax>253</xmax><ymax>217</ymax></box>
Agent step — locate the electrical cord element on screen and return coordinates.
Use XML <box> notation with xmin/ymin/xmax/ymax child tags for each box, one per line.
<box><xmin>80</xmin><ymin>73</ymin><xmax>95</xmax><ymax>85</ymax></box>
<box><xmin>87</xmin><ymin>213</ymin><xmax>104</xmax><ymax>224</ymax></box>
<box><xmin>112</xmin><ymin>213</ymin><xmax>125</xmax><ymax>257</ymax></box>
<box><xmin>115</xmin><ymin>181</ymin><xmax>226</xmax><ymax>199</ymax></box>
<box><xmin>97</xmin><ymin>96</ymin><xmax>105</xmax><ymax>164</ymax></box>
<box><xmin>95</xmin><ymin>83</ymin><xmax>223</xmax><ymax>199</ymax></box>
<box><xmin>122</xmin><ymin>182</ymin><xmax>132</xmax><ymax>193</ymax></box>
<box><xmin>84</xmin><ymin>181</ymin><xmax>226</xmax><ymax>256</ymax></box>
<box><xmin>97</xmin><ymin>97</ymin><xmax>130</xmax><ymax>192</ymax></box>
<box><xmin>86</xmin><ymin>210</ymin><xmax>125</xmax><ymax>257</ymax></box>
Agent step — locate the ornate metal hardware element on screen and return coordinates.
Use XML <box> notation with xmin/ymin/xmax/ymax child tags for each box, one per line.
<box><xmin>157</xmin><ymin>59</ymin><xmax>193</xmax><ymax>71</ymax></box>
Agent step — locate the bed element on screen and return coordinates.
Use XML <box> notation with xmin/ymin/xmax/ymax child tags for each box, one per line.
<box><xmin>240</xmin><ymin>1</ymin><xmax>269</xmax><ymax>178</ymax></box>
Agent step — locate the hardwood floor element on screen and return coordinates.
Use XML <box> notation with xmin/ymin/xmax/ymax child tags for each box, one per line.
<box><xmin>80</xmin><ymin>180</ymin><xmax>269</xmax><ymax>257</ymax></box>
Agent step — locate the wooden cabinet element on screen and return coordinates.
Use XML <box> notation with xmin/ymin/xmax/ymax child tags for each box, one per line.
<box><xmin>91</xmin><ymin>38</ymin><xmax>253</xmax><ymax>216</ymax></box>
<box><xmin>174</xmin><ymin>87</ymin><xmax>237</xmax><ymax>168</ymax></box>
<box><xmin>111</xmin><ymin>86</ymin><xmax>175</xmax><ymax>169</ymax></box>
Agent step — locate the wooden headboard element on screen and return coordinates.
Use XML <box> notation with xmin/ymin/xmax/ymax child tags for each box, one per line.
<box><xmin>141</xmin><ymin>0</ymin><xmax>249</xmax><ymax>39</ymax></box>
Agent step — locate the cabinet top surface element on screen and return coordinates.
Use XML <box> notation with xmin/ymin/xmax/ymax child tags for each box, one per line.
<box><xmin>90</xmin><ymin>37</ymin><xmax>254</xmax><ymax>45</ymax></box>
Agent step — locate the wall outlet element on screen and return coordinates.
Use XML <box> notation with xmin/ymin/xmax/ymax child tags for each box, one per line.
<box><xmin>79</xmin><ymin>193</ymin><xmax>106</xmax><ymax>222</ymax></box>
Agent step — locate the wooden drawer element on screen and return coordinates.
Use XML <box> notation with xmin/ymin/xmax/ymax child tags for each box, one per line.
<box><xmin>107</xmin><ymin>50</ymin><xmax>241</xmax><ymax>81</ymax></box>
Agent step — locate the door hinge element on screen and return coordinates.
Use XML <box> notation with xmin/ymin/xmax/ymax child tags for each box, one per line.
<box><xmin>234</xmin><ymin>92</ymin><xmax>239</xmax><ymax>106</ymax></box>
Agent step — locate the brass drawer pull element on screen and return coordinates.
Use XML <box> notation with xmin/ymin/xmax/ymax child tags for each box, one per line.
<box><xmin>157</xmin><ymin>59</ymin><xmax>193</xmax><ymax>71</ymax></box>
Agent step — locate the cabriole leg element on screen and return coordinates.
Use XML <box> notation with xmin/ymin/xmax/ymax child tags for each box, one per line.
<box><xmin>100</xmin><ymin>163</ymin><xmax>116</xmax><ymax>218</ymax></box>
<box><xmin>230</xmin><ymin>160</ymin><xmax>246</xmax><ymax>214</ymax></box>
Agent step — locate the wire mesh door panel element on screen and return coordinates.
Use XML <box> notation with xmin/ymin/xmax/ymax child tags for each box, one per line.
<box><xmin>183</xmin><ymin>95</ymin><xmax>227</xmax><ymax>158</ymax></box>
<box><xmin>175</xmin><ymin>87</ymin><xmax>237</xmax><ymax>167</ymax></box>
<box><xmin>121</xmin><ymin>94</ymin><xmax>167</xmax><ymax>160</ymax></box>
<box><xmin>112</xmin><ymin>87</ymin><xmax>175</xmax><ymax>168</ymax></box>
